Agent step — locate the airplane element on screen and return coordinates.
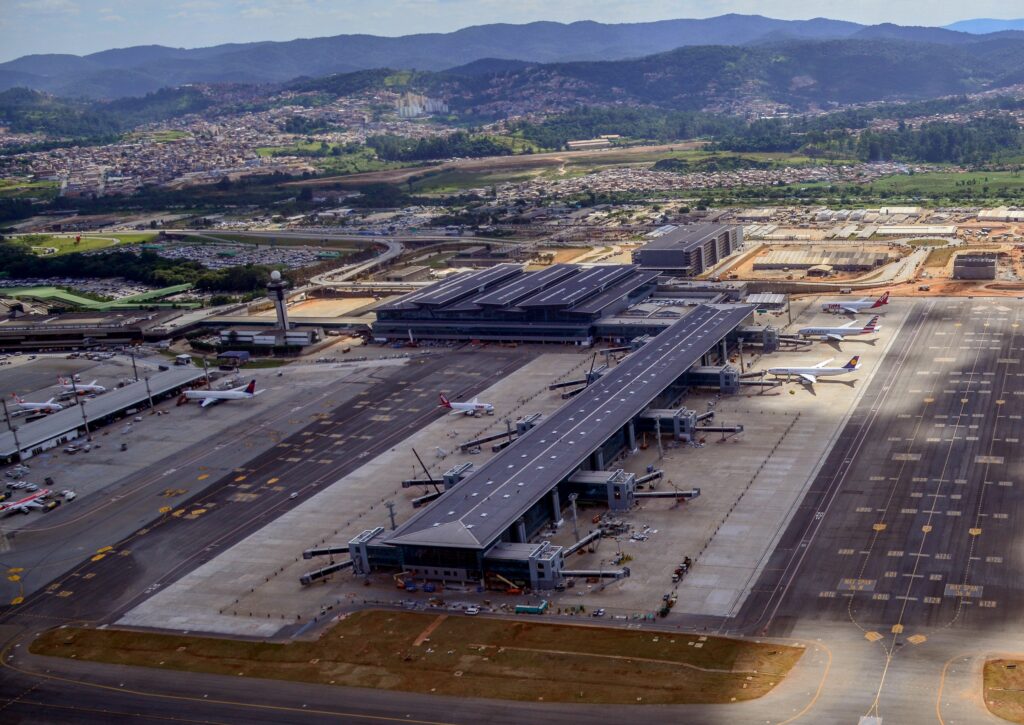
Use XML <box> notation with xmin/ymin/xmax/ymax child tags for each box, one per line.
<box><xmin>766</xmin><ymin>356</ymin><xmax>862</xmax><ymax>385</ymax></box>
<box><xmin>57</xmin><ymin>377</ymin><xmax>106</xmax><ymax>395</ymax></box>
<box><xmin>0</xmin><ymin>489</ymin><xmax>51</xmax><ymax>515</ymax></box>
<box><xmin>821</xmin><ymin>291</ymin><xmax>889</xmax><ymax>315</ymax></box>
<box><xmin>798</xmin><ymin>316</ymin><xmax>880</xmax><ymax>342</ymax></box>
<box><xmin>183</xmin><ymin>379</ymin><xmax>263</xmax><ymax>408</ymax></box>
<box><xmin>439</xmin><ymin>393</ymin><xmax>494</xmax><ymax>416</ymax></box>
<box><xmin>10</xmin><ymin>394</ymin><xmax>63</xmax><ymax>415</ymax></box>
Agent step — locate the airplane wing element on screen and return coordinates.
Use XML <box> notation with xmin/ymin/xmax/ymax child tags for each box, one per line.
<box><xmin>813</xmin><ymin>358</ymin><xmax>834</xmax><ymax>368</ymax></box>
<box><xmin>827</xmin><ymin>334</ymin><xmax>844</xmax><ymax>341</ymax></box>
<box><xmin>838</xmin><ymin>306</ymin><xmax>859</xmax><ymax>314</ymax></box>
<box><xmin>798</xmin><ymin>374</ymin><xmax>817</xmax><ymax>384</ymax></box>
<box><xmin>200</xmin><ymin>397</ymin><xmax>219</xmax><ymax>408</ymax></box>
<box><xmin>839</xmin><ymin>320</ymin><xmax>857</xmax><ymax>328</ymax></box>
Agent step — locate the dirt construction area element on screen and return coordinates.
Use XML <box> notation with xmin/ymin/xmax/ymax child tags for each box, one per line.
<box><xmin>33</xmin><ymin>609</ymin><xmax>803</xmax><ymax>705</ymax></box>
<box><xmin>254</xmin><ymin>297</ymin><xmax>378</xmax><ymax>317</ymax></box>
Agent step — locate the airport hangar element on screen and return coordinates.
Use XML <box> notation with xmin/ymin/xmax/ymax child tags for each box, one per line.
<box><xmin>307</xmin><ymin>303</ymin><xmax>756</xmax><ymax>592</ymax></box>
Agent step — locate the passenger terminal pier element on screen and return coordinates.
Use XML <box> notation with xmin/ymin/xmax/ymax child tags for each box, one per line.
<box><xmin>304</xmin><ymin>303</ymin><xmax>754</xmax><ymax>591</ymax></box>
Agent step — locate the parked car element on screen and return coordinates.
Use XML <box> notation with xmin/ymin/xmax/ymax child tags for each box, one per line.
<box><xmin>465</xmin><ymin>606</ymin><xmax>480</xmax><ymax>616</ymax></box>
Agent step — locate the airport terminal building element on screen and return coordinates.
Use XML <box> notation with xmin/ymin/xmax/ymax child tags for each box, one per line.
<box><xmin>318</xmin><ymin>303</ymin><xmax>756</xmax><ymax>591</ymax></box>
<box><xmin>372</xmin><ymin>263</ymin><xmax>660</xmax><ymax>343</ymax></box>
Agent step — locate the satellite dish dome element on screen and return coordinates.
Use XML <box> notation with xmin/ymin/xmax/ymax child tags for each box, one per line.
<box><xmin>270</xmin><ymin>270</ymin><xmax>282</xmax><ymax>282</ymax></box>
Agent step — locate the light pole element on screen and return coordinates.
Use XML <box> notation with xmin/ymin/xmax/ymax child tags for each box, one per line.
<box><xmin>1</xmin><ymin>398</ymin><xmax>22</xmax><ymax>462</ymax></box>
<box><xmin>69</xmin><ymin>378</ymin><xmax>91</xmax><ymax>440</ymax></box>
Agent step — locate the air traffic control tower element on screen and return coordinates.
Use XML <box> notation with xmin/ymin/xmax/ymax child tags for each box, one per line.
<box><xmin>267</xmin><ymin>270</ymin><xmax>290</xmax><ymax>330</ymax></box>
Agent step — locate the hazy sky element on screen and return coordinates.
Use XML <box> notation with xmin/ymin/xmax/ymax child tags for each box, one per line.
<box><xmin>0</xmin><ymin>0</ymin><xmax>1017</xmax><ymax>62</ymax></box>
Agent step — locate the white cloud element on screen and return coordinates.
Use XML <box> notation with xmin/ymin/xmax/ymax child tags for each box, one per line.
<box><xmin>16</xmin><ymin>0</ymin><xmax>80</xmax><ymax>14</ymax></box>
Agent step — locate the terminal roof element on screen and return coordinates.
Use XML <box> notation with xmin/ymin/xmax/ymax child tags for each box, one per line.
<box><xmin>0</xmin><ymin>367</ymin><xmax>205</xmax><ymax>458</ymax></box>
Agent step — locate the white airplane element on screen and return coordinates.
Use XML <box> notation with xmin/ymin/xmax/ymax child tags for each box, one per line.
<box><xmin>57</xmin><ymin>377</ymin><xmax>106</xmax><ymax>395</ymax></box>
<box><xmin>799</xmin><ymin>316</ymin><xmax>880</xmax><ymax>342</ymax></box>
<box><xmin>439</xmin><ymin>393</ymin><xmax>494</xmax><ymax>416</ymax></box>
<box><xmin>766</xmin><ymin>356</ymin><xmax>862</xmax><ymax>385</ymax></box>
<box><xmin>0</xmin><ymin>488</ymin><xmax>51</xmax><ymax>515</ymax></box>
<box><xmin>10</xmin><ymin>394</ymin><xmax>63</xmax><ymax>415</ymax></box>
<box><xmin>184</xmin><ymin>379</ymin><xmax>263</xmax><ymax>408</ymax></box>
<box><xmin>821</xmin><ymin>291</ymin><xmax>889</xmax><ymax>315</ymax></box>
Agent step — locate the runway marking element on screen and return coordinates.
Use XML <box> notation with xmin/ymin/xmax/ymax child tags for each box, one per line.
<box><xmin>985</xmin><ymin>556</ymin><xmax>1002</xmax><ymax>563</ymax></box>
<box><xmin>975</xmin><ymin>455</ymin><xmax>1004</xmax><ymax>464</ymax></box>
<box><xmin>56</xmin><ymin>590</ymin><xmax>72</xmax><ymax>598</ymax></box>
<box><xmin>839</xmin><ymin>578</ymin><xmax>876</xmax><ymax>592</ymax></box>
<box><xmin>819</xmin><ymin>591</ymin><xmax>836</xmax><ymax>598</ymax></box>
<box><xmin>865</xmin><ymin>631</ymin><xmax>883</xmax><ymax>642</ymax></box>
<box><xmin>907</xmin><ymin>634</ymin><xmax>927</xmax><ymax>644</ymax></box>
<box><xmin>944</xmin><ymin>583</ymin><xmax>983</xmax><ymax>597</ymax></box>
<box><xmin>892</xmin><ymin>453</ymin><xmax>921</xmax><ymax>461</ymax></box>
<box><xmin>979</xmin><ymin>600</ymin><xmax>997</xmax><ymax>608</ymax></box>
<box><xmin>891</xmin><ymin>624</ymin><xmax>904</xmax><ymax>634</ymax></box>
<box><xmin>197</xmin><ymin>474</ymin><xmax>209</xmax><ymax>481</ymax></box>
<box><xmin>872</xmin><ymin>523</ymin><xmax>887</xmax><ymax>532</ymax></box>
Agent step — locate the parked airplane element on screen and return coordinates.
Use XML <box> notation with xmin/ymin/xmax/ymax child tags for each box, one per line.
<box><xmin>767</xmin><ymin>356</ymin><xmax>862</xmax><ymax>385</ymax></box>
<box><xmin>183</xmin><ymin>379</ymin><xmax>263</xmax><ymax>408</ymax></box>
<box><xmin>799</xmin><ymin>316</ymin><xmax>881</xmax><ymax>342</ymax></box>
<box><xmin>821</xmin><ymin>291</ymin><xmax>889</xmax><ymax>315</ymax></box>
<box><xmin>57</xmin><ymin>377</ymin><xmax>106</xmax><ymax>395</ymax></box>
<box><xmin>0</xmin><ymin>488</ymin><xmax>51</xmax><ymax>515</ymax></box>
<box><xmin>10</xmin><ymin>394</ymin><xmax>63</xmax><ymax>415</ymax></box>
<box><xmin>439</xmin><ymin>393</ymin><xmax>494</xmax><ymax>416</ymax></box>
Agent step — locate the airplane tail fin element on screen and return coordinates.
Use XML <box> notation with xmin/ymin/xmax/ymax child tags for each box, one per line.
<box><xmin>438</xmin><ymin>393</ymin><xmax>452</xmax><ymax>409</ymax></box>
<box><xmin>872</xmin><ymin>292</ymin><xmax>890</xmax><ymax>308</ymax></box>
<box><xmin>843</xmin><ymin>356</ymin><xmax>861</xmax><ymax>370</ymax></box>
<box><xmin>244</xmin><ymin>380</ymin><xmax>257</xmax><ymax>395</ymax></box>
<box><xmin>863</xmin><ymin>316</ymin><xmax>880</xmax><ymax>332</ymax></box>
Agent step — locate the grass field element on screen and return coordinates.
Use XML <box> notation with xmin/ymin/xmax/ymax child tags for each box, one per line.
<box><xmin>869</xmin><ymin>170</ymin><xmax>1024</xmax><ymax>197</ymax></box>
<box><xmin>255</xmin><ymin>144</ymin><xmax>397</xmax><ymax>176</ymax></box>
<box><xmin>906</xmin><ymin>238</ymin><xmax>951</xmax><ymax>247</ymax></box>
<box><xmin>985</xmin><ymin>659</ymin><xmax>1024</xmax><ymax>723</ymax></box>
<box><xmin>0</xmin><ymin>178</ymin><xmax>60</xmax><ymax>200</ymax></box>
<box><xmin>30</xmin><ymin>609</ymin><xmax>802</xmax><ymax>705</ymax></box>
<box><xmin>9</xmin><ymin>233</ymin><xmax>157</xmax><ymax>256</ymax></box>
<box><xmin>924</xmin><ymin>245</ymin><xmax>1003</xmax><ymax>268</ymax></box>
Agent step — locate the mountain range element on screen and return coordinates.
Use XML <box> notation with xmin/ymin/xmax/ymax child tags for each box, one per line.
<box><xmin>3</xmin><ymin>14</ymin><xmax>1024</xmax><ymax>99</ymax></box>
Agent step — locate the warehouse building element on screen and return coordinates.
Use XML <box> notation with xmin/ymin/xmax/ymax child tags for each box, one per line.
<box><xmin>753</xmin><ymin>249</ymin><xmax>891</xmax><ymax>272</ymax></box>
<box><xmin>632</xmin><ymin>224</ymin><xmax>743</xmax><ymax>276</ymax></box>
<box><xmin>372</xmin><ymin>263</ymin><xmax>660</xmax><ymax>343</ymax></box>
<box><xmin>953</xmin><ymin>253</ymin><xmax>997</xmax><ymax>280</ymax></box>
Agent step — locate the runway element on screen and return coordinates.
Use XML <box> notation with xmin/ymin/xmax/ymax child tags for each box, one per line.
<box><xmin>734</xmin><ymin>297</ymin><xmax>1024</xmax><ymax>720</ymax></box>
